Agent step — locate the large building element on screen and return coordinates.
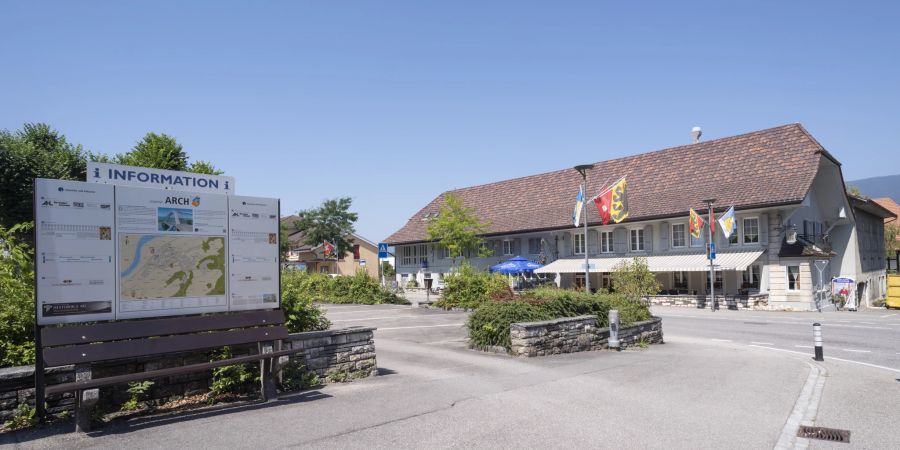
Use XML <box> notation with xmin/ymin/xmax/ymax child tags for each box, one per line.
<box><xmin>385</xmin><ymin>124</ymin><xmax>895</xmax><ymax>311</ymax></box>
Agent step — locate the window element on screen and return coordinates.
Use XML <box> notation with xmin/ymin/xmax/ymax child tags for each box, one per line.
<box><xmin>574</xmin><ymin>233</ymin><xmax>585</xmax><ymax>255</ymax></box>
<box><xmin>401</xmin><ymin>244</ymin><xmax>428</xmax><ymax>266</ymax></box>
<box><xmin>742</xmin><ymin>265</ymin><xmax>760</xmax><ymax>290</ymax></box>
<box><xmin>729</xmin><ymin>230</ymin><xmax>738</xmax><ymax>244</ymax></box>
<box><xmin>787</xmin><ymin>265</ymin><xmax>801</xmax><ymax>290</ymax></box>
<box><xmin>440</xmin><ymin>246</ymin><xmax>453</xmax><ymax>259</ymax></box>
<box><xmin>528</xmin><ymin>238</ymin><xmax>541</xmax><ymax>255</ymax></box>
<box><xmin>352</xmin><ymin>244</ymin><xmax>360</xmax><ymax>260</ymax></box>
<box><xmin>743</xmin><ymin>217</ymin><xmax>759</xmax><ymax>244</ymax></box>
<box><xmin>600</xmin><ymin>231</ymin><xmax>613</xmax><ymax>253</ymax></box>
<box><xmin>706</xmin><ymin>271</ymin><xmax>723</xmax><ymax>290</ymax></box>
<box><xmin>574</xmin><ymin>273</ymin><xmax>586</xmax><ymax>289</ymax></box>
<box><xmin>671</xmin><ymin>224</ymin><xmax>686</xmax><ymax>248</ymax></box>
<box><xmin>673</xmin><ymin>271</ymin><xmax>688</xmax><ymax>289</ymax></box>
<box><xmin>630</xmin><ymin>229</ymin><xmax>644</xmax><ymax>252</ymax></box>
<box><xmin>632</xmin><ymin>229</ymin><xmax>646</xmax><ymax>251</ymax></box>
<box><xmin>503</xmin><ymin>240</ymin><xmax>514</xmax><ymax>256</ymax></box>
<box><xmin>601</xmin><ymin>273</ymin><xmax>612</xmax><ymax>290</ymax></box>
<box><xmin>690</xmin><ymin>228</ymin><xmax>706</xmax><ymax>247</ymax></box>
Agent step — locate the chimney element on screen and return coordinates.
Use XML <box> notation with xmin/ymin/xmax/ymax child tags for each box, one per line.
<box><xmin>691</xmin><ymin>126</ymin><xmax>702</xmax><ymax>143</ymax></box>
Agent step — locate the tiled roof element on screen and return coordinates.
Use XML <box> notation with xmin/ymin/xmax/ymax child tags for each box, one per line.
<box><xmin>386</xmin><ymin>124</ymin><xmax>830</xmax><ymax>245</ymax></box>
<box><xmin>871</xmin><ymin>197</ymin><xmax>900</xmax><ymax>223</ymax></box>
<box><xmin>280</xmin><ymin>215</ymin><xmax>377</xmax><ymax>249</ymax></box>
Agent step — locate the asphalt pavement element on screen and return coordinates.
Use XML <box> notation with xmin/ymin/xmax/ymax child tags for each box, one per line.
<box><xmin>5</xmin><ymin>303</ymin><xmax>898</xmax><ymax>449</ymax></box>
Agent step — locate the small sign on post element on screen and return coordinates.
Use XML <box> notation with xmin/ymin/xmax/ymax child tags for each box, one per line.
<box><xmin>708</xmin><ymin>242</ymin><xmax>716</xmax><ymax>260</ymax></box>
<box><xmin>378</xmin><ymin>243</ymin><xmax>389</xmax><ymax>259</ymax></box>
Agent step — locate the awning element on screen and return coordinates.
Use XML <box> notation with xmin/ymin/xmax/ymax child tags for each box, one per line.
<box><xmin>534</xmin><ymin>249</ymin><xmax>765</xmax><ymax>274</ymax></box>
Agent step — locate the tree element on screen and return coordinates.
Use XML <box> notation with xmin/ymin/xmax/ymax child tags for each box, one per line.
<box><xmin>610</xmin><ymin>257</ymin><xmax>661</xmax><ymax>302</ymax></box>
<box><xmin>886</xmin><ymin>224</ymin><xmax>900</xmax><ymax>259</ymax></box>
<box><xmin>846</xmin><ymin>184</ymin><xmax>867</xmax><ymax>199</ymax></box>
<box><xmin>0</xmin><ymin>123</ymin><xmax>90</xmax><ymax>232</ymax></box>
<box><xmin>381</xmin><ymin>261</ymin><xmax>396</xmax><ymax>278</ymax></box>
<box><xmin>293</xmin><ymin>197</ymin><xmax>359</xmax><ymax>259</ymax></box>
<box><xmin>116</xmin><ymin>132</ymin><xmax>223</xmax><ymax>174</ymax></box>
<box><xmin>426</xmin><ymin>192</ymin><xmax>491</xmax><ymax>261</ymax></box>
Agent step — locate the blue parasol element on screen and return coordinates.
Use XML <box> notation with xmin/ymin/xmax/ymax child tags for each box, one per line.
<box><xmin>489</xmin><ymin>256</ymin><xmax>544</xmax><ymax>274</ymax></box>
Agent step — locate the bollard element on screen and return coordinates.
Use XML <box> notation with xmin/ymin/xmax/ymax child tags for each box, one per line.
<box><xmin>609</xmin><ymin>309</ymin><xmax>620</xmax><ymax>351</ymax></box>
<box><xmin>813</xmin><ymin>323</ymin><xmax>824</xmax><ymax>361</ymax></box>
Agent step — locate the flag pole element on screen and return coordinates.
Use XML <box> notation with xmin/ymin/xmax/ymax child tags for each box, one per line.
<box><xmin>574</xmin><ymin>164</ymin><xmax>595</xmax><ymax>293</ymax></box>
<box><xmin>703</xmin><ymin>199</ymin><xmax>717</xmax><ymax>312</ymax></box>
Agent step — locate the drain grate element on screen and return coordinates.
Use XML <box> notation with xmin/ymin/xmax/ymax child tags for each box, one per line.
<box><xmin>797</xmin><ymin>425</ymin><xmax>850</xmax><ymax>443</ymax></box>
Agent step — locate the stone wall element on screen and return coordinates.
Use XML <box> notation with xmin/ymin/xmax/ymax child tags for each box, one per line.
<box><xmin>0</xmin><ymin>326</ymin><xmax>376</xmax><ymax>422</ymax></box>
<box><xmin>509</xmin><ymin>316</ymin><xmax>663</xmax><ymax>357</ymax></box>
<box><xmin>646</xmin><ymin>294</ymin><xmax>769</xmax><ymax>310</ymax></box>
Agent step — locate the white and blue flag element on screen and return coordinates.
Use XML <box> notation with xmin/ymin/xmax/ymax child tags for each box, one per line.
<box><xmin>573</xmin><ymin>185</ymin><xmax>584</xmax><ymax>227</ymax></box>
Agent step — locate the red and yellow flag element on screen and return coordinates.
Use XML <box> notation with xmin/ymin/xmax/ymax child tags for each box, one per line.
<box><xmin>593</xmin><ymin>176</ymin><xmax>628</xmax><ymax>225</ymax></box>
<box><xmin>689</xmin><ymin>208</ymin><xmax>705</xmax><ymax>239</ymax></box>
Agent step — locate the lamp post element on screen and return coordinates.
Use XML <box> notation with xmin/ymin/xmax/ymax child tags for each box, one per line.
<box><xmin>575</xmin><ymin>164</ymin><xmax>595</xmax><ymax>293</ymax></box>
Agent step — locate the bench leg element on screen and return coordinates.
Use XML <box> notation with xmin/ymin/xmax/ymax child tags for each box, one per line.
<box><xmin>259</xmin><ymin>343</ymin><xmax>277</xmax><ymax>401</ymax></box>
<box><xmin>74</xmin><ymin>364</ymin><xmax>99</xmax><ymax>433</ymax></box>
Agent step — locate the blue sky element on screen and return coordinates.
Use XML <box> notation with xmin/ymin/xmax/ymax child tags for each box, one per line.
<box><xmin>3</xmin><ymin>1</ymin><xmax>898</xmax><ymax>241</ymax></box>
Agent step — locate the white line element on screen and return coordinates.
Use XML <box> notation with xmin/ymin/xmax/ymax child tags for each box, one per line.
<box><xmin>331</xmin><ymin>316</ymin><xmax>420</xmax><ymax>322</ymax></box>
<box><xmin>711</xmin><ymin>338</ymin><xmax>732</xmax><ymax>342</ymax></box>
<box><xmin>842</xmin><ymin>349</ymin><xmax>871</xmax><ymax>353</ymax></box>
<box><xmin>794</xmin><ymin>345</ymin><xmax>813</xmax><ymax>349</ymax></box>
<box><xmin>748</xmin><ymin>345</ymin><xmax>900</xmax><ymax>374</ymax></box>
<box><xmin>881</xmin><ymin>313</ymin><xmax>897</xmax><ymax>318</ymax></box>
<box><xmin>750</xmin><ymin>341</ymin><xmax>774</xmax><ymax>345</ymax></box>
<box><xmin>376</xmin><ymin>323</ymin><xmax>464</xmax><ymax>331</ymax></box>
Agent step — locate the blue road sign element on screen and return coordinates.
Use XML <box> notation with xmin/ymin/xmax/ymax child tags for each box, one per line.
<box><xmin>708</xmin><ymin>242</ymin><xmax>716</xmax><ymax>260</ymax></box>
<box><xmin>378</xmin><ymin>243</ymin><xmax>389</xmax><ymax>258</ymax></box>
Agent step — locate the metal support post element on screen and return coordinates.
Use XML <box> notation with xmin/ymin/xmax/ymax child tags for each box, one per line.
<box><xmin>703</xmin><ymin>199</ymin><xmax>717</xmax><ymax>311</ymax></box>
<box><xmin>813</xmin><ymin>323</ymin><xmax>824</xmax><ymax>361</ymax></box>
<box><xmin>608</xmin><ymin>309</ymin><xmax>620</xmax><ymax>351</ymax></box>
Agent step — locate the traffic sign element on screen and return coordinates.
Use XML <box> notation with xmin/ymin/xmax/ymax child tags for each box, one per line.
<box><xmin>708</xmin><ymin>242</ymin><xmax>716</xmax><ymax>260</ymax></box>
<box><xmin>378</xmin><ymin>243</ymin><xmax>389</xmax><ymax>258</ymax></box>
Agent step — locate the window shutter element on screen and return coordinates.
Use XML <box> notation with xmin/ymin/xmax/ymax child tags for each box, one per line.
<box><xmin>658</xmin><ymin>222</ymin><xmax>669</xmax><ymax>251</ymax></box>
<box><xmin>759</xmin><ymin>214</ymin><xmax>769</xmax><ymax>247</ymax></box>
<box><xmin>613</xmin><ymin>227</ymin><xmax>627</xmax><ymax>254</ymax></box>
<box><xmin>514</xmin><ymin>238</ymin><xmax>521</xmax><ymax>255</ymax></box>
<box><xmin>587</xmin><ymin>230</ymin><xmax>599</xmax><ymax>256</ymax></box>
<box><xmin>643</xmin><ymin>224</ymin><xmax>654</xmax><ymax>253</ymax></box>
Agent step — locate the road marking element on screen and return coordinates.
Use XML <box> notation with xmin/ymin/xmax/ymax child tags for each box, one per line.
<box><xmin>376</xmin><ymin>323</ymin><xmax>464</xmax><ymax>331</ymax></box>
<box><xmin>881</xmin><ymin>313</ymin><xmax>897</xmax><ymax>318</ymax></box>
<box><xmin>794</xmin><ymin>345</ymin><xmax>813</xmax><ymax>349</ymax></box>
<box><xmin>750</xmin><ymin>342</ymin><xmax>774</xmax><ymax>345</ymax></box>
<box><xmin>711</xmin><ymin>338</ymin><xmax>732</xmax><ymax>342</ymax></box>
<box><xmin>842</xmin><ymin>349</ymin><xmax>871</xmax><ymax>353</ymax></box>
<box><xmin>748</xmin><ymin>345</ymin><xmax>900</xmax><ymax>374</ymax></box>
<box><xmin>331</xmin><ymin>316</ymin><xmax>421</xmax><ymax>322</ymax></box>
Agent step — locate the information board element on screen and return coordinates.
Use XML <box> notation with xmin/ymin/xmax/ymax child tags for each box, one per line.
<box><xmin>115</xmin><ymin>186</ymin><xmax>230</xmax><ymax>319</ymax></box>
<box><xmin>34</xmin><ymin>178</ymin><xmax>280</xmax><ymax>325</ymax></box>
<box><xmin>228</xmin><ymin>196</ymin><xmax>280</xmax><ymax>311</ymax></box>
<box><xmin>35</xmin><ymin>179</ymin><xmax>117</xmax><ymax>324</ymax></box>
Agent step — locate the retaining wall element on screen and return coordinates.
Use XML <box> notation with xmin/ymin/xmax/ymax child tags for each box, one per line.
<box><xmin>0</xmin><ymin>326</ymin><xmax>376</xmax><ymax>422</ymax></box>
<box><xmin>509</xmin><ymin>316</ymin><xmax>663</xmax><ymax>357</ymax></box>
<box><xmin>646</xmin><ymin>294</ymin><xmax>769</xmax><ymax>310</ymax></box>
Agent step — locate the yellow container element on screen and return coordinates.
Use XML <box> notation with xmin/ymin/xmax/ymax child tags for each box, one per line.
<box><xmin>890</xmin><ymin>286</ymin><xmax>900</xmax><ymax>298</ymax></box>
<box><xmin>889</xmin><ymin>275</ymin><xmax>900</xmax><ymax>288</ymax></box>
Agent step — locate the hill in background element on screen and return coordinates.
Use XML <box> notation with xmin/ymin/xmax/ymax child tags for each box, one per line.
<box><xmin>847</xmin><ymin>174</ymin><xmax>900</xmax><ymax>200</ymax></box>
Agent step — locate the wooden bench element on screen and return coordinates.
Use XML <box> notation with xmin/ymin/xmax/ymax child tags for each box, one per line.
<box><xmin>36</xmin><ymin>309</ymin><xmax>302</xmax><ymax>432</ymax></box>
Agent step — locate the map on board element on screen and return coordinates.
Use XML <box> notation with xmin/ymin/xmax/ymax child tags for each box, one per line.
<box><xmin>119</xmin><ymin>234</ymin><xmax>225</xmax><ymax>300</ymax></box>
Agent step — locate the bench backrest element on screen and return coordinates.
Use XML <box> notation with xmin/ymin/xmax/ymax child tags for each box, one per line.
<box><xmin>40</xmin><ymin>309</ymin><xmax>287</xmax><ymax>367</ymax></box>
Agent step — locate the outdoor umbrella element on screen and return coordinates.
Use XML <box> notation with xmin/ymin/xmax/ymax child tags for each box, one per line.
<box><xmin>489</xmin><ymin>256</ymin><xmax>543</xmax><ymax>274</ymax></box>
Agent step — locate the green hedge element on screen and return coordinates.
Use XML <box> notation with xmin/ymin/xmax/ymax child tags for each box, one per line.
<box><xmin>281</xmin><ymin>269</ymin><xmax>408</xmax><ymax>306</ymax></box>
<box><xmin>434</xmin><ymin>262</ymin><xmax>511</xmax><ymax>310</ymax></box>
<box><xmin>0</xmin><ymin>224</ymin><xmax>36</xmax><ymax>367</ymax></box>
<box><xmin>467</xmin><ymin>287</ymin><xmax>652</xmax><ymax>351</ymax></box>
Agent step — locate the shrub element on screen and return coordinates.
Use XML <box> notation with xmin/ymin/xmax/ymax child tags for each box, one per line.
<box><xmin>281</xmin><ymin>269</ymin><xmax>407</xmax><ymax>309</ymax></box>
<box><xmin>467</xmin><ymin>287</ymin><xmax>652</xmax><ymax>351</ymax></box>
<box><xmin>467</xmin><ymin>300</ymin><xmax>552</xmax><ymax>350</ymax></box>
<box><xmin>0</xmin><ymin>223</ymin><xmax>36</xmax><ymax>367</ymax></box>
<box><xmin>436</xmin><ymin>262</ymin><xmax>511</xmax><ymax>310</ymax></box>
<box><xmin>610</xmin><ymin>257</ymin><xmax>661</xmax><ymax>302</ymax></box>
<box><xmin>280</xmin><ymin>360</ymin><xmax>320</xmax><ymax>392</ymax></box>
<box><xmin>208</xmin><ymin>346</ymin><xmax>256</xmax><ymax>402</ymax></box>
<box><xmin>121</xmin><ymin>381</ymin><xmax>154</xmax><ymax>411</ymax></box>
<box><xmin>281</xmin><ymin>271</ymin><xmax>332</xmax><ymax>333</ymax></box>
<box><xmin>3</xmin><ymin>404</ymin><xmax>37</xmax><ymax>431</ymax></box>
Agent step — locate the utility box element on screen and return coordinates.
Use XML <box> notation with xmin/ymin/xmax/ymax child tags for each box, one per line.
<box><xmin>887</xmin><ymin>275</ymin><xmax>900</xmax><ymax>309</ymax></box>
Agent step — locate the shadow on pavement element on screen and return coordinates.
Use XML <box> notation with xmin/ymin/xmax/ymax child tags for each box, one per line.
<box><xmin>377</xmin><ymin>367</ymin><xmax>398</xmax><ymax>376</ymax></box>
<box><xmin>1</xmin><ymin>390</ymin><xmax>332</xmax><ymax>444</ymax></box>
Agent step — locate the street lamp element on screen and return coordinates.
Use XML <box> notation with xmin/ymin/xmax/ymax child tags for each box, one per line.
<box><xmin>574</xmin><ymin>164</ymin><xmax>595</xmax><ymax>293</ymax></box>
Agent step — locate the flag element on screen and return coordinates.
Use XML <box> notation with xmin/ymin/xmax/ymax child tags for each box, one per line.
<box><xmin>717</xmin><ymin>206</ymin><xmax>737</xmax><ymax>239</ymax></box>
<box><xmin>323</xmin><ymin>240</ymin><xmax>334</xmax><ymax>257</ymax></box>
<box><xmin>573</xmin><ymin>185</ymin><xmax>584</xmax><ymax>227</ymax></box>
<box><xmin>593</xmin><ymin>184</ymin><xmax>612</xmax><ymax>225</ymax></box>
<box><xmin>689</xmin><ymin>208</ymin><xmax>705</xmax><ymax>239</ymax></box>
<box><xmin>710</xmin><ymin>207</ymin><xmax>716</xmax><ymax>235</ymax></box>
<box><xmin>608</xmin><ymin>177</ymin><xmax>629</xmax><ymax>223</ymax></box>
